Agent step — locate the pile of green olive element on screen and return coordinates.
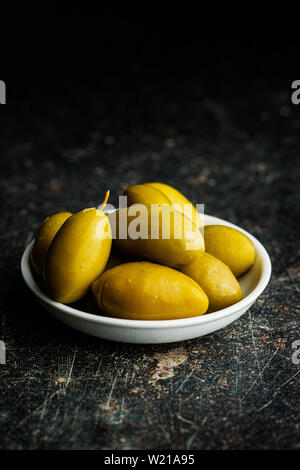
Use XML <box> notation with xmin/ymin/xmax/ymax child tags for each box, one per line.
<box><xmin>31</xmin><ymin>183</ymin><xmax>255</xmax><ymax>320</ymax></box>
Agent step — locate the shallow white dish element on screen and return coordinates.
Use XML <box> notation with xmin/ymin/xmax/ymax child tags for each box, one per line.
<box><xmin>21</xmin><ymin>214</ymin><xmax>272</xmax><ymax>344</ymax></box>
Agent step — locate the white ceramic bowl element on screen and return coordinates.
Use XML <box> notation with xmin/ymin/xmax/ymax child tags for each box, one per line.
<box><xmin>21</xmin><ymin>214</ymin><xmax>272</xmax><ymax>344</ymax></box>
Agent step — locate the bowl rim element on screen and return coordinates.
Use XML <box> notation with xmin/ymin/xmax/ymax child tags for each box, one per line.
<box><xmin>21</xmin><ymin>214</ymin><xmax>272</xmax><ymax>329</ymax></box>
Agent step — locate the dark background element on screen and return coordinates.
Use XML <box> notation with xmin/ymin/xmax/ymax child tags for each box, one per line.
<box><xmin>0</xmin><ymin>18</ymin><xmax>299</xmax><ymax>450</ymax></box>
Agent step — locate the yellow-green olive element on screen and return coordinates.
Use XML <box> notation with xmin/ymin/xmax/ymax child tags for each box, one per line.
<box><xmin>92</xmin><ymin>261</ymin><xmax>209</xmax><ymax>320</ymax></box>
<box><xmin>112</xmin><ymin>203</ymin><xmax>204</xmax><ymax>267</ymax></box>
<box><xmin>179</xmin><ymin>252</ymin><xmax>243</xmax><ymax>312</ymax></box>
<box><xmin>204</xmin><ymin>225</ymin><xmax>255</xmax><ymax>277</ymax></box>
<box><xmin>124</xmin><ymin>182</ymin><xmax>202</xmax><ymax>228</ymax></box>
<box><xmin>31</xmin><ymin>211</ymin><xmax>72</xmax><ymax>277</ymax></box>
<box><xmin>45</xmin><ymin>193</ymin><xmax>112</xmax><ymax>303</ymax></box>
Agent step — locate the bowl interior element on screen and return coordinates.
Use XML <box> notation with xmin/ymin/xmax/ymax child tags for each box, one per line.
<box><xmin>239</xmin><ymin>255</ymin><xmax>262</xmax><ymax>297</ymax></box>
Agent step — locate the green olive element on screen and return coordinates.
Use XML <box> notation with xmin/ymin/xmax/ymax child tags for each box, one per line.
<box><xmin>124</xmin><ymin>182</ymin><xmax>202</xmax><ymax>228</ymax></box>
<box><xmin>204</xmin><ymin>225</ymin><xmax>255</xmax><ymax>277</ymax></box>
<box><xmin>44</xmin><ymin>192</ymin><xmax>112</xmax><ymax>303</ymax></box>
<box><xmin>31</xmin><ymin>211</ymin><xmax>72</xmax><ymax>277</ymax></box>
<box><xmin>179</xmin><ymin>252</ymin><xmax>243</xmax><ymax>312</ymax></box>
<box><xmin>92</xmin><ymin>261</ymin><xmax>209</xmax><ymax>320</ymax></box>
<box><xmin>112</xmin><ymin>203</ymin><xmax>204</xmax><ymax>267</ymax></box>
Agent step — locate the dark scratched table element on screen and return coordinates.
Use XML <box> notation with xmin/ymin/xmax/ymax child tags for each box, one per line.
<box><xmin>0</xmin><ymin>75</ymin><xmax>299</xmax><ymax>450</ymax></box>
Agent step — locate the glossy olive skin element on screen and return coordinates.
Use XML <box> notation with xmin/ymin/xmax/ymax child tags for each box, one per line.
<box><xmin>44</xmin><ymin>208</ymin><xmax>112</xmax><ymax>303</ymax></box>
<box><xmin>204</xmin><ymin>225</ymin><xmax>255</xmax><ymax>277</ymax></box>
<box><xmin>113</xmin><ymin>203</ymin><xmax>204</xmax><ymax>267</ymax></box>
<box><xmin>124</xmin><ymin>182</ymin><xmax>202</xmax><ymax>228</ymax></box>
<box><xmin>179</xmin><ymin>252</ymin><xmax>243</xmax><ymax>313</ymax></box>
<box><xmin>92</xmin><ymin>261</ymin><xmax>209</xmax><ymax>320</ymax></box>
<box><xmin>31</xmin><ymin>212</ymin><xmax>72</xmax><ymax>277</ymax></box>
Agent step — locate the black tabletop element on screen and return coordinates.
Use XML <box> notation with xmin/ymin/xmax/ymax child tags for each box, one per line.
<box><xmin>0</xmin><ymin>26</ymin><xmax>299</xmax><ymax>450</ymax></box>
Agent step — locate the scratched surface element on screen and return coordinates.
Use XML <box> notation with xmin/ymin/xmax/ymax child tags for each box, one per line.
<box><xmin>0</xmin><ymin>40</ymin><xmax>299</xmax><ymax>449</ymax></box>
